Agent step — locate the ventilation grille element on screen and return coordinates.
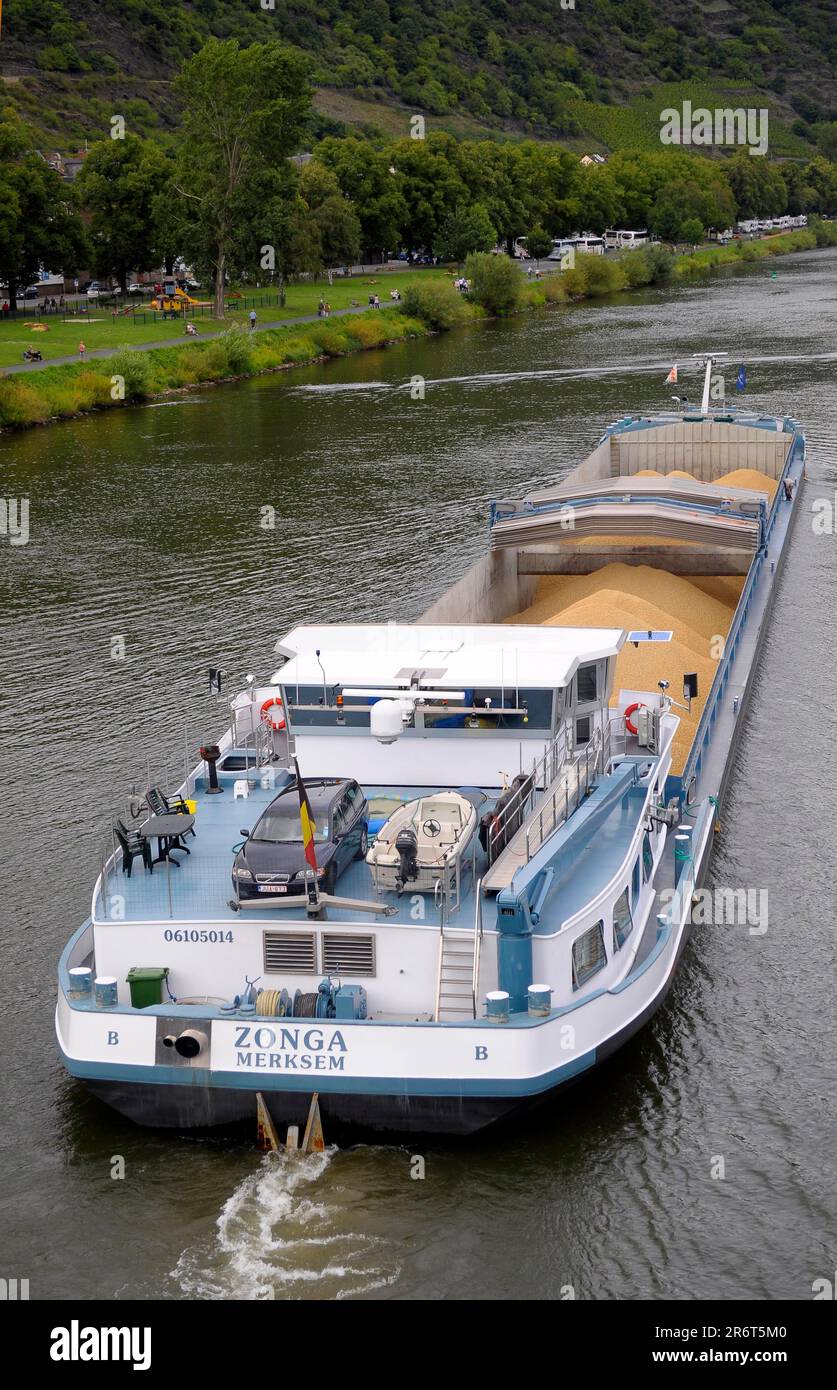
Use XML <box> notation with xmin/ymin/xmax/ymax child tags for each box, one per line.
<box><xmin>321</xmin><ymin>933</ymin><xmax>376</xmax><ymax>977</ymax></box>
<box><xmin>263</xmin><ymin>931</ymin><xmax>317</xmax><ymax>975</ymax></box>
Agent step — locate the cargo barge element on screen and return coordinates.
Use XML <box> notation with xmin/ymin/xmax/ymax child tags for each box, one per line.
<box><xmin>56</xmin><ymin>355</ymin><xmax>805</xmax><ymax>1135</ymax></box>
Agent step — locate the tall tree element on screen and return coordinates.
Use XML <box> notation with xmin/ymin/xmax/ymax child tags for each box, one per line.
<box><xmin>76</xmin><ymin>135</ymin><xmax>172</xmax><ymax>293</ymax></box>
<box><xmin>298</xmin><ymin>161</ymin><xmax>361</xmax><ymax>269</ymax></box>
<box><xmin>172</xmin><ymin>38</ymin><xmax>311</xmax><ymax>316</ymax></box>
<box><xmin>0</xmin><ymin>107</ymin><xmax>86</xmax><ymax>307</ymax></box>
<box><xmin>724</xmin><ymin>152</ymin><xmax>787</xmax><ymax>220</ymax></box>
<box><xmin>316</xmin><ymin>137</ymin><xmax>407</xmax><ymax>259</ymax></box>
<box><xmin>435</xmin><ymin>202</ymin><xmax>496</xmax><ymax>261</ymax></box>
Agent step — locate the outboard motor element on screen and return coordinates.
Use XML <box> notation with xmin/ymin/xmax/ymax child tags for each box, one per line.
<box><xmin>394</xmin><ymin>826</ymin><xmax>419</xmax><ymax>892</ymax></box>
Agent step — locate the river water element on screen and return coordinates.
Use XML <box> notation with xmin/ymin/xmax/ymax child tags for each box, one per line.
<box><xmin>1</xmin><ymin>251</ymin><xmax>835</xmax><ymax>1301</ymax></box>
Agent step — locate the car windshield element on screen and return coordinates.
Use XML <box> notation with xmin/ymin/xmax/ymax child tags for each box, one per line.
<box><xmin>251</xmin><ymin>800</ymin><xmax>330</xmax><ymax>843</ymax></box>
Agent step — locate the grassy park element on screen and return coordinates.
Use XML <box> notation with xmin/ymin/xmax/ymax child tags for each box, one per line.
<box><xmin>0</xmin><ymin>268</ymin><xmax>451</xmax><ymax>370</ymax></box>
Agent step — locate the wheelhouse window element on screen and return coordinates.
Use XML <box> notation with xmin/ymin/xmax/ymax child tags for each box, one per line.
<box><xmin>613</xmin><ymin>888</ymin><xmax>633</xmax><ymax>951</ymax></box>
<box><xmin>575</xmin><ymin>663</ymin><xmax>598</xmax><ymax>704</ymax></box>
<box><xmin>572</xmin><ymin>920</ymin><xmax>607</xmax><ymax>990</ymax></box>
<box><xmin>575</xmin><ymin>716</ymin><xmax>591</xmax><ymax>746</ymax></box>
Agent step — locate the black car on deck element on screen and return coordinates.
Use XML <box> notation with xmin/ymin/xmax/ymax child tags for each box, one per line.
<box><xmin>232</xmin><ymin>777</ymin><xmax>368</xmax><ymax>900</ymax></box>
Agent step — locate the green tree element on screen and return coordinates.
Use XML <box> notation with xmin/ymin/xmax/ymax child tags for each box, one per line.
<box><xmin>725</xmin><ymin>152</ymin><xmax>787</xmax><ymax>220</ymax></box>
<box><xmin>316</xmin><ymin>136</ymin><xmax>407</xmax><ymax>259</ymax></box>
<box><xmin>435</xmin><ymin>202</ymin><xmax>496</xmax><ymax>261</ymax></box>
<box><xmin>389</xmin><ymin>133</ymin><xmax>466</xmax><ymax>251</ymax></box>
<box><xmin>312</xmin><ymin>196</ymin><xmax>362</xmax><ymax>270</ymax></box>
<box><xmin>814</xmin><ymin>123</ymin><xmax>837</xmax><ymax>162</ymax></box>
<box><xmin>463</xmin><ymin>250</ymin><xmax>521</xmax><ymax>314</ymax></box>
<box><xmin>298</xmin><ymin>161</ymin><xmax>362</xmax><ymax>269</ymax></box>
<box><xmin>0</xmin><ymin>107</ymin><xmax>86</xmax><ymax>307</ymax></box>
<box><xmin>804</xmin><ymin>157</ymin><xmax>837</xmax><ymax>215</ymax></box>
<box><xmin>680</xmin><ymin>217</ymin><xmax>704</xmax><ymax>244</ymax></box>
<box><xmin>172</xmin><ymin>38</ymin><xmax>311</xmax><ymax>316</ymax></box>
<box><xmin>649</xmin><ymin>177</ymin><xmax>734</xmax><ymax>239</ymax></box>
<box><xmin>526</xmin><ymin>225</ymin><xmax>553</xmax><ymax>259</ymax></box>
<box><xmin>76</xmin><ymin>135</ymin><xmax>171</xmax><ymax>293</ymax></box>
<box><xmin>251</xmin><ymin>177</ymin><xmax>320</xmax><ymax>304</ymax></box>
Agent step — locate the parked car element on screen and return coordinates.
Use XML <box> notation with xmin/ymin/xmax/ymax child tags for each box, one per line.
<box><xmin>22</xmin><ymin>285</ymin><xmax>41</xmax><ymax>300</ymax></box>
<box><xmin>232</xmin><ymin>777</ymin><xmax>368</xmax><ymax>899</ymax></box>
<box><xmin>86</xmin><ymin>282</ymin><xmax>103</xmax><ymax>299</ymax></box>
<box><xmin>126</xmin><ymin>283</ymin><xmax>146</xmax><ymax>295</ymax></box>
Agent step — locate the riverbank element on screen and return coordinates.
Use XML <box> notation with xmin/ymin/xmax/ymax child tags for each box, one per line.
<box><xmin>2</xmin><ymin>225</ymin><xmax>834</xmax><ymax>433</ymax></box>
<box><xmin>0</xmin><ymin>266</ymin><xmax>445</xmax><ymax>372</ymax></box>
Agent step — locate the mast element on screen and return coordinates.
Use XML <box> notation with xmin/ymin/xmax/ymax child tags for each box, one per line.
<box><xmin>692</xmin><ymin>351</ymin><xmax>729</xmax><ymax>412</ymax></box>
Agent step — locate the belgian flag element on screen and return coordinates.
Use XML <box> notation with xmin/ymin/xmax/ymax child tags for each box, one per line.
<box><xmin>293</xmin><ymin>758</ymin><xmax>318</xmax><ymax>872</ymax></box>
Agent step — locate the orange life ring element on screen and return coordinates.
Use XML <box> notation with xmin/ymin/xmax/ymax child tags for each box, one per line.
<box><xmin>624</xmin><ymin>701</ymin><xmax>645</xmax><ymax>735</ymax></box>
<box><xmin>260</xmin><ymin>697</ymin><xmax>286</xmax><ymax>732</ymax></box>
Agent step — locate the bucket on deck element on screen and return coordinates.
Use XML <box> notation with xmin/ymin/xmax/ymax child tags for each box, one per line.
<box><xmin>126</xmin><ymin>966</ymin><xmax>169</xmax><ymax>1009</ymax></box>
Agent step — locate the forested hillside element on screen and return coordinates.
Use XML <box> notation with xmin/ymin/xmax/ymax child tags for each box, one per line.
<box><xmin>2</xmin><ymin>0</ymin><xmax>836</xmax><ymax>153</ymax></box>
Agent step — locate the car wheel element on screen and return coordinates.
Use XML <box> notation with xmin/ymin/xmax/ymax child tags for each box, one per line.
<box><xmin>355</xmin><ymin>824</ymin><xmax>369</xmax><ymax>860</ymax></box>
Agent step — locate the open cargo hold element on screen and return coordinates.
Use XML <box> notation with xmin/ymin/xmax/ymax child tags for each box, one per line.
<box><xmin>423</xmin><ymin>425</ymin><xmax>795</xmax><ymax>778</ymax></box>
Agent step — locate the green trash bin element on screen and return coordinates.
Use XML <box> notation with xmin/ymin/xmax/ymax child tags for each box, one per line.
<box><xmin>126</xmin><ymin>966</ymin><xmax>169</xmax><ymax>1009</ymax></box>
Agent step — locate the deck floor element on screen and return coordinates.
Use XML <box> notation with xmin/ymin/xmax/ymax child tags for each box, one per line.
<box><xmin>99</xmin><ymin>780</ymin><xmax>497</xmax><ymax>928</ymax></box>
<box><xmin>98</xmin><ymin>763</ymin><xmax>648</xmax><ymax>938</ymax></box>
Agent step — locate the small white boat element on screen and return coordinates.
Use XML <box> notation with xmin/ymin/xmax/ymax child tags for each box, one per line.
<box><xmin>366</xmin><ymin>791</ymin><xmax>478</xmax><ymax>894</ymax></box>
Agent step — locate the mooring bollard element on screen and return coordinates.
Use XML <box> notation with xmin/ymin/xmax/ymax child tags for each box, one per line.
<box><xmin>674</xmin><ymin>828</ymin><xmax>692</xmax><ymax>886</ymax></box>
<box><xmin>94</xmin><ymin>976</ymin><xmax>118</xmax><ymax>1008</ymax></box>
<box><xmin>527</xmin><ymin>983</ymin><xmax>552</xmax><ymax>1017</ymax></box>
<box><xmin>486</xmin><ymin>990</ymin><xmax>510</xmax><ymax>1023</ymax></box>
<box><xmin>68</xmin><ymin>967</ymin><xmax>93</xmax><ymax>998</ymax></box>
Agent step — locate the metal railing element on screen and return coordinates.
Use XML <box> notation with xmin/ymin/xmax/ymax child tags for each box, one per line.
<box><xmin>486</xmin><ymin>723</ymin><xmax>569</xmax><ymax>864</ymax></box>
<box><xmin>523</xmin><ymin>726</ymin><xmax>604</xmax><ymax>863</ymax></box>
<box><xmin>472</xmin><ymin>878</ymin><xmax>484</xmax><ymax>1018</ymax></box>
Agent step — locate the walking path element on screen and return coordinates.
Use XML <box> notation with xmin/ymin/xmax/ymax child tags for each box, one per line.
<box><xmin>1</xmin><ymin>302</ymin><xmax>383</xmax><ymax>376</ymax></box>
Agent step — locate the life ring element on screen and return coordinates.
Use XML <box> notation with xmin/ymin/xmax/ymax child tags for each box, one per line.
<box><xmin>624</xmin><ymin>701</ymin><xmax>646</xmax><ymax>735</ymax></box>
<box><xmin>260</xmin><ymin>697</ymin><xmax>286</xmax><ymax>732</ymax></box>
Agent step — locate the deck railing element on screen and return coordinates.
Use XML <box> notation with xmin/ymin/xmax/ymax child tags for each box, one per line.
<box><xmin>472</xmin><ymin>878</ymin><xmax>484</xmax><ymax>1016</ymax></box>
<box><xmin>523</xmin><ymin>726</ymin><xmax>604</xmax><ymax>863</ymax></box>
<box><xmin>486</xmin><ymin>723</ymin><xmax>569</xmax><ymax>865</ymax></box>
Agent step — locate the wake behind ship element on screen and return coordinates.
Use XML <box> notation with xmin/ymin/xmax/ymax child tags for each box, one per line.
<box><xmin>56</xmin><ymin>357</ymin><xmax>805</xmax><ymax>1135</ymax></box>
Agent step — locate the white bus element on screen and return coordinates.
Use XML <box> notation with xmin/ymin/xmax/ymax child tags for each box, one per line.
<box><xmin>547</xmin><ymin>234</ymin><xmax>605</xmax><ymax>262</ymax></box>
<box><xmin>605</xmin><ymin>228</ymin><xmax>649</xmax><ymax>250</ymax></box>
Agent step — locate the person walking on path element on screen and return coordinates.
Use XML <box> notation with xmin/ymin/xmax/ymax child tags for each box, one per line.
<box><xmin>249</xmin><ymin>308</ymin><xmax>257</xmax><ymax>331</ymax></box>
<box><xmin>78</xmin><ymin>341</ymin><xmax>86</xmax><ymax>360</ymax></box>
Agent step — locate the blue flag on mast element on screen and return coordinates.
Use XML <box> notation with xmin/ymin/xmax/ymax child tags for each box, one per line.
<box><xmin>736</xmin><ymin>364</ymin><xmax>747</xmax><ymax>391</ymax></box>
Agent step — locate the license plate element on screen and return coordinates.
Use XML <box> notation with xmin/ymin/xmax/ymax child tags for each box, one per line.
<box><xmin>259</xmin><ymin>884</ymin><xmax>288</xmax><ymax>893</ymax></box>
